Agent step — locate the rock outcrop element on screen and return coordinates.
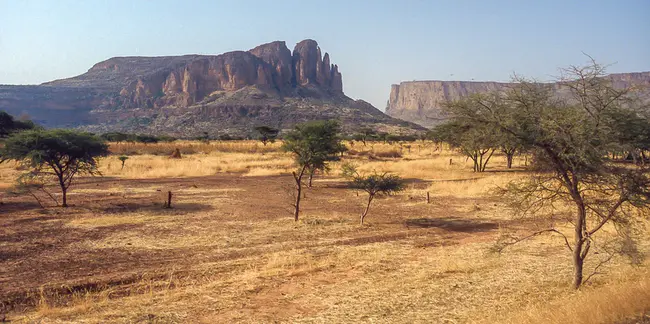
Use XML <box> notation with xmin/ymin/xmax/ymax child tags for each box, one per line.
<box><xmin>249</xmin><ymin>41</ymin><xmax>294</xmax><ymax>93</ymax></box>
<box><xmin>292</xmin><ymin>39</ymin><xmax>342</xmax><ymax>91</ymax></box>
<box><xmin>43</xmin><ymin>39</ymin><xmax>345</xmax><ymax>110</ymax></box>
<box><xmin>1</xmin><ymin>39</ymin><xmax>422</xmax><ymax>136</ymax></box>
<box><xmin>387</xmin><ymin>72</ymin><xmax>650</xmax><ymax>128</ymax></box>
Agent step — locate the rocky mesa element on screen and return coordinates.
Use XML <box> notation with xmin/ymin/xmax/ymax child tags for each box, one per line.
<box><xmin>1</xmin><ymin>40</ymin><xmax>422</xmax><ymax>136</ymax></box>
<box><xmin>386</xmin><ymin>72</ymin><xmax>650</xmax><ymax>128</ymax></box>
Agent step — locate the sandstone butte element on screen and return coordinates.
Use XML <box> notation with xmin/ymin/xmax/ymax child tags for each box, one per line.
<box><xmin>0</xmin><ymin>40</ymin><xmax>423</xmax><ymax>137</ymax></box>
<box><xmin>386</xmin><ymin>72</ymin><xmax>650</xmax><ymax>128</ymax></box>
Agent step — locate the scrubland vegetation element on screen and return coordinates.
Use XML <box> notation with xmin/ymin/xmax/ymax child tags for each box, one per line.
<box><xmin>1</xmin><ymin>63</ymin><xmax>649</xmax><ymax>323</ymax></box>
<box><xmin>1</xmin><ymin>138</ymin><xmax>648</xmax><ymax>323</ymax></box>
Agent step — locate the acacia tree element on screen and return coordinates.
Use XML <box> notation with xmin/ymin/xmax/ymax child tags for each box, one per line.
<box><xmin>254</xmin><ymin>126</ymin><xmax>280</xmax><ymax>146</ymax></box>
<box><xmin>135</xmin><ymin>134</ymin><xmax>160</xmax><ymax>144</ymax></box>
<box><xmin>118</xmin><ymin>155</ymin><xmax>129</xmax><ymax>169</ymax></box>
<box><xmin>607</xmin><ymin>108</ymin><xmax>650</xmax><ymax>164</ymax></box>
<box><xmin>306</xmin><ymin>158</ymin><xmax>327</xmax><ymax>188</ymax></box>
<box><xmin>0</xmin><ymin>129</ymin><xmax>109</xmax><ymax>207</ymax></box>
<box><xmin>444</xmin><ymin>62</ymin><xmax>650</xmax><ymax>289</ymax></box>
<box><xmin>349</xmin><ymin>171</ymin><xmax>404</xmax><ymax>225</ymax></box>
<box><xmin>497</xmin><ymin>131</ymin><xmax>522</xmax><ymax>169</ymax></box>
<box><xmin>430</xmin><ymin>121</ymin><xmax>497</xmax><ymax>172</ymax></box>
<box><xmin>352</xmin><ymin>127</ymin><xmax>378</xmax><ymax>146</ymax></box>
<box><xmin>100</xmin><ymin>132</ymin><xmax>129</xmax><ymax>143</ymax></box>
<box><xmin>281</xmin><ymin>121</ymin><xmax>346</xmax><ymax>221</ymax></box>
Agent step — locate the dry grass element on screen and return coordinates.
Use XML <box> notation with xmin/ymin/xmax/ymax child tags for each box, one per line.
<box><xmin>426</xmin><ymin>172</ymin><xmax>524</xmax><ymax>198</ymax></box>
<box><xmin>2</xmin><ymin>140</ymin><xmax>649</xmax><ymax>323</ymax></box>
<box><xmin>0</xmin><ymin>160</ymin><xmax>23</xmax><ymax>189</ymax></box>
<box><xmin>17</xmin><ymin>227</ymin><xmax>648</xmax><ymax>323</ymax></box>
<box><xmin>109</xmin><ymin>140</ymin><xmax>282</xmax><ymax>155</ymax></box>
<box><xmin>66</xmin><ymin>214</ymin><xmax>165</xmax><ymax>229</ymax></box>
<box><xmin>98</xmin><ymin>140</ymin><xmax>293</xmax><ymax>178</ymax></box>
<box><xmin>99</xmin><ymin>151</ymin><xmax>294</xmax><ymax>178</ymax></box>
<box><xmin>478</xmin><ymin>266</ymin><xmax>650</xmax><ymax>324</ymax></box>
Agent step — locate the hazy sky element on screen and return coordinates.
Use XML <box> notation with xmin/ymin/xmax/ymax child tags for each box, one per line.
<box><xmin>1</xmin><ymin>0</ymin><xmax>649</xmax><ymax>109</ymax></box>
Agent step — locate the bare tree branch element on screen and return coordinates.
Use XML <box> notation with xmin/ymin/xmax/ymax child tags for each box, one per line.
<box><xmin>495</xmin><ymin>228</ymin><xmax>573</xmax><ymax>253</ymax></box>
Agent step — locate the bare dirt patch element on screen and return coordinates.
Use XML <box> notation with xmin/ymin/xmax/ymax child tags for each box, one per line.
<box><xmin>0</xmin><ymin>173</ymin><xmax>510</xmax><ymax>321</ymax></box>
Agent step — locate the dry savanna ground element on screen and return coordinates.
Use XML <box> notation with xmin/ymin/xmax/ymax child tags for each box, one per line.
<box><xmin>1</xmin><ymin>140</ymin><xmax>648</xmax><ymax>323</ymax></box>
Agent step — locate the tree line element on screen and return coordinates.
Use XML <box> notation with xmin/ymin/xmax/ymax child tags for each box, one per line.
<box><xmin>0</xmin><ymin>114</ymin><xmax>405</xmax><ymax>225</ymax></box>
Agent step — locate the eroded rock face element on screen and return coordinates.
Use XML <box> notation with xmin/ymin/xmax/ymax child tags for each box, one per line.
<box><xmin>387</xmin><ymin>81</ymin><xmax>510</xmax><ymax>127</ymax></box>
<box><xmin>43</xmin><ymin>39</ymin><xmax>345</xmax><ymax>110</ymax></box>
<box><xmin>1</xmin><ymin>39</ymin><xmax>419</xmax><ymax>136</ymax></box>
<box><xmin>249</xmin><ymin>41</ymin><xmax>294</xmax><ymax>93</ymax></box>
<box><xmin>292</xmin><ymin>39</ymin><xmax>342</xmax><ymax>91</ymax></box>
<box><xmin>116</xmin><ymin>52</ymin><xmax>278</xmax><ymax>108</ymax></box>
<box><xmin>387</xmin><ymin>72</ymin><xmax>650</xmax><ymax>128</ymax></box>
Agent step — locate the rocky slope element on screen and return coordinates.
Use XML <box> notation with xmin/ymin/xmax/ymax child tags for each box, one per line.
<box><xmin>1</xmin><ymin>40</ymin><xmax>422</xmax><ymax>136</ymax></box>
<box><xmin>387</xmin><ymin>72</ymin><xmax>650</xmax><ymax>128</ymax></box>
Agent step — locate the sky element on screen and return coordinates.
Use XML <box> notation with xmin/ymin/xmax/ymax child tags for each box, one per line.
<box><xmin>1</xmin><ymin>0</ymin><xmax>649</xmax><ymax>110</ymax></box>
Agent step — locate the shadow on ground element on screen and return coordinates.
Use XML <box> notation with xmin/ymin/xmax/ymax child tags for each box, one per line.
<box><xmin>97</xmin><ymin>201</ymin><xmax>213</xmax><ymax>214</ymax></box>
<box><xmin>405</xmin><ymin>217</ymin><xmax>498</xmax><ymax>233</ymax></box>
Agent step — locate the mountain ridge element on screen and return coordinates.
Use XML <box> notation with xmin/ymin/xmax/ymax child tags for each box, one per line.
<box><xmin>0</xmin><ymin>39</ymin><xmax>424</xmax><ymax>136</ymax></box>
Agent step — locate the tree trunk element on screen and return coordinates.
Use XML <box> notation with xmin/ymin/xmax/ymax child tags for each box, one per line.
<box><xmin>61</xmin><ymin>186</ymin><xmax>67</xmax><ymax>207</ymax></box>
<box><xmin>164</xmin><ymin>191</ymin><xmax>173</xmax><ymax>208</ymax></box>
<box><xmin>308</xmin><ymin>169</ymin><xmax>314</xmax><ymax>188</ymax></box>
<box><xmin>506</xmin><ymin>153</ymin><xmax>513</xmax><ymax>169</ymax></box>
<box><xmin>573</xmin><ymin>246</ymin><xmax>585</xmax><ymax>289</ymax></box>
<box><xmin>641</xmin><ymin>150</ymin><xmax>647</xmax><ymax>166</ymax></box>
<box><xmin>572</xmin><ymin>198</ymin><xmax>587</xmax><ymax>289</ymax></box>
<box><xmin>293</xmin><ymin>165</ymin><xmax>307</xmax><ymax>222</ymax></box>
<box><xmin>294</xmin><ymin>180</ymin><xmax>302</xmax><ymax>222</ymax></box>
<box><xmin>57</xmin><ymin>175</ymin><xmax>68</xmax><ymax>207</ymax></box>
<box><xmin>480</xmin><ymin>149</ymin><xmax>496</xmax><ymax>172</ymax></box>
<box><xmin>471</xmin><ymin>152</ymin><xmax>479</xmax><ymax>172</ymax></box>
<box><xmin>360</xmin><ymin>194</ymin><xmax>374</xmax><ymax>225</ymax></box>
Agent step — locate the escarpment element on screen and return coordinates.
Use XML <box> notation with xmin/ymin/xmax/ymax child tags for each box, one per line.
<box><xmin>386</xmin><ymin>72</ymin><xmax>650</xmax><ymax>128</ymax></box>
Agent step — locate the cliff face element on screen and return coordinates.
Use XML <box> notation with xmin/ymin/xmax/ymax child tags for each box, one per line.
<box><xmin>292</xmin><ymin>39</ymin><xmax>342</xmax><ymax>91</ymax></box>
<box><xmin>387</xmin><ymin>72</ymin><xmax>650</xmax><ymax>128</ymax></box>
<box><xmin>249</xmin><ymin>41</ymin><xmax>294</xmax><ymax>93</ymax></box>
<box><xmin>387</xmin><ymin>81</ymin><xmax>510</xmax><ymax>127</ymax></box>
<box><xmin>1</xmin><ymin>39</ymin><xmax>422</xmax><ymax>136</ymax></box>
<box><xmin>44</xmin><ymin>39</ymin><xmax>344</xmax><ymax>110</ymax></box>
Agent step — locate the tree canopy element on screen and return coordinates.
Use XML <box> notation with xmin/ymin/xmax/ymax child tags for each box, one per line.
<box><xmin>430</xmin><ymin>120</ymin><xmax>498</xmax><ymax>172</ymax></box>
<box><xmin>441</xmin><ymin>61</ymin><xmax>650</xmax><ymax>288</ymax></box>
<box><xmin>350</xmin><ymin>171</ymin><xmax>404</xmax><ymax>224</ymax></box>
<box><xmin>254</xmin><ymin>126</ymin><xmax>280</xmax><ymax>146</ymax></box>
<box><xmin>281</xmin><ymin>120</ymin><xmax>346</xmax><ymax>221</ymax></box>
<box><xmin>0</xmin><ymin>129</ymin><xmax>109</xmax><ymax>207</ymax></box>
<box><xmin>282</xmin><ymin>120</ymin><xmax>346</xmax><ymax>171</ymax></box>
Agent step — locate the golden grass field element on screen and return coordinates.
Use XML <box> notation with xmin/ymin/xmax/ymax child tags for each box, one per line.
<box><xmin>0</xmin><ymin>140</ymin><xmax>648</xmax><ymax>323</ymax></box>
